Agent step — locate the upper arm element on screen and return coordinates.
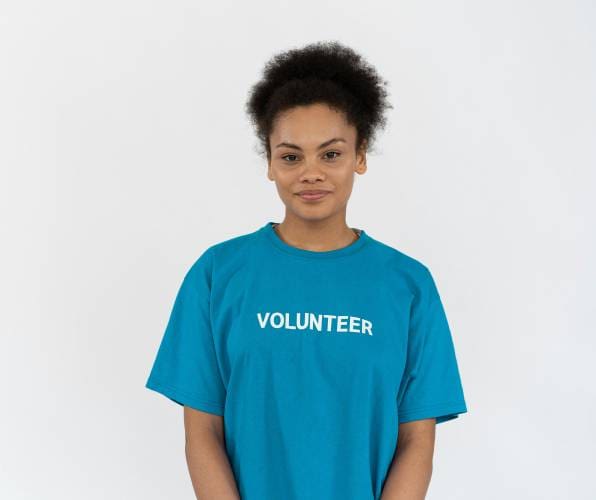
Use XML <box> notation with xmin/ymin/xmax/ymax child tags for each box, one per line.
<box><xmin>145</xmin><ymin>247</ymin><xmax>227</xmax><ymax>417</ymax></box>
<box><xmin>397</xmin><ymin>267</ymin><xmax>468</xmax><ymax>425</ymax></box>
<box><xmin>184</xmin><ymin>405</ymin><xmax>225</xmax><ymax>442</ymax></box>
<box><xmin>397</xmin><ymin>418</ymin><xmax>436</xmax><ymax>452</ymax></box>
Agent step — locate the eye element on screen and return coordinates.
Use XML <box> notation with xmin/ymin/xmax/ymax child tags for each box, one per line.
<box><xmin>280</xmin><ymin>151</ymin><xmax>341</xmax><ymax>163</ymax></box>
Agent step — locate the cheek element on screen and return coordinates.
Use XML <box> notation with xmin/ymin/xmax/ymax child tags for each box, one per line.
<box><xmin>332</xmin><ymin>169</ymin><xmax>355</xmax><ymax>193</ymax></box>
<box><xmin>272</xmin><ymin>175</ymin><xmax>296</xmax><ymax>202</ymax></box>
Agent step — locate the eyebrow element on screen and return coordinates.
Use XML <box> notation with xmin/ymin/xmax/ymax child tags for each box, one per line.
<box><xmin>274</xmin><ymin>137</ymin><xmax>347</xmax><ymax>150</ymax></box>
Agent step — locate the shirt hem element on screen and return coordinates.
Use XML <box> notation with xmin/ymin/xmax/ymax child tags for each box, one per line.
<box><xmin>398</xmin><ymin>400</ymin><xmax>467</xmax><ymax>424</ymax></box>
<box><xmin>145</xmin><ymin>377</ymin><xmax>225</xmax><ymax>416</ymax></box>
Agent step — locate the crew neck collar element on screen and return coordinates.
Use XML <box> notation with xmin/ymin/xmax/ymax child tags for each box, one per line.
<box><xmin>260</xmin><ymin>221</ymin><xmax>370</xmax><ymax>260</ymax></box>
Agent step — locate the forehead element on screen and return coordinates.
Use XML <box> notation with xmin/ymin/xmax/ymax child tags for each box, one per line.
<box><xmin>270</xmin><ymin>104</ymin><xmax>356</xmax><ymax>146</ymax></box>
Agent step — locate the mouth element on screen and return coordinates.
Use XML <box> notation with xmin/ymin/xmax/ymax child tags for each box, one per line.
<box><xmin>296</xmin><ymin>190</ymin><xmax>331</xmax><ymax>201</ymax></box>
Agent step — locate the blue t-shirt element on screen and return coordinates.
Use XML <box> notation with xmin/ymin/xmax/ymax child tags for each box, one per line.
<box><xmin>145</xmin><ymin>221</ymin><xmax>467</xmax><ymax>500</ymax></box>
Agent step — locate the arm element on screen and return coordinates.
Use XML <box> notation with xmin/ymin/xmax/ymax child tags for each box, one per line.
<box><xmin>183</xmin><ymin>406</ymin><xmax>241</xmax><ymax>500</ymax></box>
<box><xmin>380</xmin><ymin>418</ymin><xmax>436</xmax><ymax>500</ymax></box>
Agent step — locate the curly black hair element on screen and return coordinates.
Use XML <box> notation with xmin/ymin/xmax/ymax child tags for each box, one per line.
<box><xmin>245</xmin><ymin>40</ymin><xmax>393</xmax><ymax>161</ymax></box>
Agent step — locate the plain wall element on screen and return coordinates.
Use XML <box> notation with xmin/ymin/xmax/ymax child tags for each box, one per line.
<box><xmin>1</xmin><ymin>0</ymin><xmax>594</xmax><ymax>498</ymax></box>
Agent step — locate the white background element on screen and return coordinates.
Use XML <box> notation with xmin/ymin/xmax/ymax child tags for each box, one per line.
<box><xmin>1</xmin><ymin>1</ymin><xmax>594</xmax><ymax>498</ymax></box>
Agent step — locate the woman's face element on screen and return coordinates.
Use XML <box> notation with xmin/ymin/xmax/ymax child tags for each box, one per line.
<box><xmin>267</xmin><ymin>103</ymin><xmax>367</xmax><ymax>223</ymax></box>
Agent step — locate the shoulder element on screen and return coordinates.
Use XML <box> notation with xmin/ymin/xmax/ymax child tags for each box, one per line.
<box><xmin>365</xmin><ymin>234</ymin><xmax>434</xmax><ymax>288</ymax></box>
<box><xmin>366</xmin><ymin>236</ymin><xmax>444</xmax><ymax>316</ymax></box>
<box><xmin>184</xmin><ymin>227</ymin><xmax>261</xmax><ymax>284</ymax></box>
<box><xmin>209</xmin><ymin>228</ymin><xmax>260</xmax><ymax>262</ymax></box>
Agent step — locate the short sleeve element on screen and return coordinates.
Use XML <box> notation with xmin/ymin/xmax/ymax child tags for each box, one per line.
<box><xmin>145</xmin><ymin>247</ymin><xmax>226</xmax><ymax>416</ymax></box>
<box><xmin>397</xmin><ymin>267</ymin><xmax>468</xmax><ymax>424</ymax></box>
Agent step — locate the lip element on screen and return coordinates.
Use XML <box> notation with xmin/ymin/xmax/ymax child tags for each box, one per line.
<box><xmin>296</xmin><ymin>190</ymin><xmax>331</xmax><ymax>201</ymax></box>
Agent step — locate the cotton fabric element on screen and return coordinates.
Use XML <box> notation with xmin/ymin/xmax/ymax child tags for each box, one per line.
<box><xmin>145</xmin><ymin>221</ymin><xmax>467</xmax><ymax>499</ymax></box>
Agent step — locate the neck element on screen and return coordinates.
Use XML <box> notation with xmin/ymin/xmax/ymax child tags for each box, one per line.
<box><xmin>272</xmin><ymin>219</ymin><xmax>360</xmax><ymax>252</ymax></box>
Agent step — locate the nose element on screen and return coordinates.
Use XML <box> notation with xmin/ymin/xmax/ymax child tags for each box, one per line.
<box><xmin>299</xmin><ymin>159</ymin><xmax>326</xmax><ymax>182</ymax></box>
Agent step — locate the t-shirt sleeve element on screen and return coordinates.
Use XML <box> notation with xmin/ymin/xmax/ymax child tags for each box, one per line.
<box><xmin>397</xmin><ymin>267</ymin><xmax>468</xmax><ymax>424</ymax></box>
<box><xmin>145</xmin><ymin>247</ymin><xmax>226</xmax><ymax>416</ymax></box>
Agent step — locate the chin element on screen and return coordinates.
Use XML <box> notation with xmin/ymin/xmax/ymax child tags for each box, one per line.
<box><xmin>290</xmin><ymin>206</ymin><xmax>337</xmax><ymax>222</ymax></box>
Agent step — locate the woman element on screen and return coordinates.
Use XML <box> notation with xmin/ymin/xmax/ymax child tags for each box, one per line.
<box><xmin>145</xmin><ymin>40</ymin><xmax>468</xmax><ymax>500</ymax></box>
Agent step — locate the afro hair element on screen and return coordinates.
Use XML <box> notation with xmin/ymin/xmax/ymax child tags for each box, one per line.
<box><xmin>245</xmin><ymin>40</ymin><xmax>393</xmax><ymax>161</ymax></box>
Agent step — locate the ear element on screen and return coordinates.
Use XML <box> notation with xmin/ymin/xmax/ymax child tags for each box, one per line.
<box><xmin>267</xmin><ymin>160</ymin><xmax>274</xmax><ymax>181</ymax></box>
<box><xmin>355</xmin><ymin>140</ymin><xmax>368</xmax><ymax>174</ymax></box>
